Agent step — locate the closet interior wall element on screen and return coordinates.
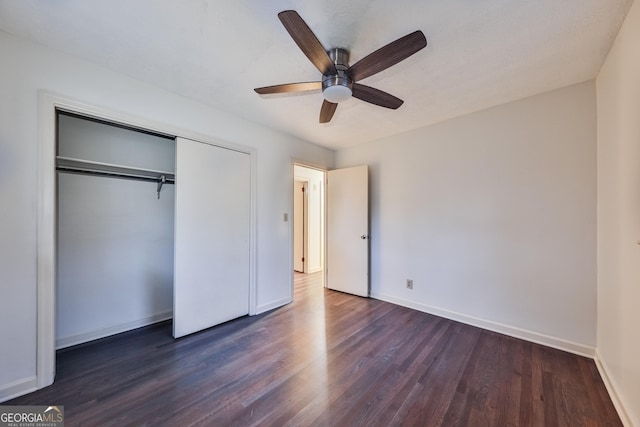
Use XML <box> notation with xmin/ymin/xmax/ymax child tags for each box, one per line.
<box><xmin>56</xmin><ymin>112</ymin><xmax>176</xmax><ymax>349</ymax></box>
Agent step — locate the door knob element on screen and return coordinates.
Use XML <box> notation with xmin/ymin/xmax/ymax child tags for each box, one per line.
<box><xmin>361</xmin><ymin>235</ymin><xmax>368</xmax><ymax>239</ymax></box>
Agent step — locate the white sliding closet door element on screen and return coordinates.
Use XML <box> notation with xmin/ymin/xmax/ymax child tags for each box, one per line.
<box><xmin>173</xmin><ymin>137</ymin><xmax>250</xmax><ymax>338</ymax></box>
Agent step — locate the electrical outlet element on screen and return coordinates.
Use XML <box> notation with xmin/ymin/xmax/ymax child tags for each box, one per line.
<box><xmin>406</xmin><ymin>279</ymin><xmax>413</xmax><ymax>290</ymax></box>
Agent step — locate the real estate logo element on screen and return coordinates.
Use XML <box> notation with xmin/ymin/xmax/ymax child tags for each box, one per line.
<box><xmin>0</xmin><ymin>405</ymin><xmax>64</xmax><ymax>427</ymax></box>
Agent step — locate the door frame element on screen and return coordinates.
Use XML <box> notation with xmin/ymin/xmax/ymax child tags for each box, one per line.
<box><xmin>293</xmin><ymin>179</ymin><xmax>309</xmax><ymax>273</ymax></box>
<box><xmin>36</xmin><ymin>91</ymin><xmax>257</xmax><ymax>389</ymax></box>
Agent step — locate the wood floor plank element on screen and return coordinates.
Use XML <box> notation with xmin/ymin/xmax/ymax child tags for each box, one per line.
<box><xmin>6</xmin><ymin>272</ymin><xmax>622</xmax><ymax>426</ymax></box>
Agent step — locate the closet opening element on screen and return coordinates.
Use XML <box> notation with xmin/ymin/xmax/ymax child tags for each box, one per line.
<box><xmin>38</xmin><ymin>94</ymin><xmax>255</xmax><ymax>390</ymax></box>
<box><xmin>55</xmin><ymin>111</ymin><xmax>177</xmax><ymax>349</ymax></box>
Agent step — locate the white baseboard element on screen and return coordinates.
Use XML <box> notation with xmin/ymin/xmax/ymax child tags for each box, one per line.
<box><xmin>0</xmin><ymin>376</ymin><xmax>37</xmax><ymax>403</ymax></box>
<box><xmin>255</xmin><ymin>297</ymin><xmax>291</xmax><ymax>315</ymax></box>
<box><xmin>56</xmin><ymin>311</ymin><xmax>173</xmax><ymax>350</ymax></box>
<box><xmin>371</xmin><ymin>292</ymin><xmax>596</xmax><ymax>358</ymax></box>
<box><xmin>594</xmin><ymin>351</ymin><xmax>634</xmax><ymax>427</ymax></box>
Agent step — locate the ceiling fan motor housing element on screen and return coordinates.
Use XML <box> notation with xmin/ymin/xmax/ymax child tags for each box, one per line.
<box><xmin>322</xmin><ymin>48</ymin><xmax>353</xmax><ymax>103</ymax></box>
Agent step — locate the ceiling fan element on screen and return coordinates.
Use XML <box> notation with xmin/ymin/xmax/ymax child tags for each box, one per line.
<box><xmin>254</xmin><ymin>10</ymin><xmax>427</xmax><ymax>124</ymax></box>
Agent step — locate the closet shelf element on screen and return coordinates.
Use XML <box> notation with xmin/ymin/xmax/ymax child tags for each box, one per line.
<box><xmin>56</xmin><ymin>156</ymin><xmax>175</xmax><ymax>183</ymax></box>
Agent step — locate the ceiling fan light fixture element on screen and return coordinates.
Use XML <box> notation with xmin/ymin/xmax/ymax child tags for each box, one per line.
<box><xmin>323</xmin><ymin>84</ymin><xmax>352</xmax><ymax>103</ymax></box>
<box><xmin>322</xmin><ymin>69</ymin><xmax>353</xmax><ymax>103</ymax></box>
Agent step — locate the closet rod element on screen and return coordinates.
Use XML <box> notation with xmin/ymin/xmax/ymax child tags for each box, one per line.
<box><xmin>56</xmin><ymin>156</ymin><xmax>175</xmax><ymax>184</ymax></box>
<box><xmin>56</xmin><ymin>167</ymin><xmax>175</xmax><ymax>184</ymax></box>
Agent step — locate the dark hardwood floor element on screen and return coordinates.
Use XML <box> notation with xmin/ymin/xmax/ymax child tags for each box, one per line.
<box><xmin>7</xmin><ymin>272</ymin><xmax>620</xmax><ymax>426</ymax></box>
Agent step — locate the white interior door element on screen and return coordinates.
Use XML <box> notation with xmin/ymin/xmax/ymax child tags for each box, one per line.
<box><xmin>327</xmin><ymin>165</ymin><xmax>369</xmax><ymax>297</ymax></box>
<box><xmin>173</xmin><ymin>137</ymin><xmax>250</xmax><ymax>338</ymax></box>
<box><xmin>293</xmin><ymin>181</ymin><xmax>305</xmax><ymax>272</ymax></box>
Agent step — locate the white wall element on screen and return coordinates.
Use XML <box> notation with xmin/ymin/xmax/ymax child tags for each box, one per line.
<box><xmin>58</xmin><ymin>114</ymin><xmax>176</xmax><ymax>171</ymax></box>
<box><xmin>294</xmin><ymin>165</ymin><xmax>325</xmax><ymax>273</ymax></box>
<box><xmin>596</xmin><ymin>0</ymin><xmax>640</xmax><ymax>424</ymax></box>
<box><xmin>0</xmin><ymin>30</ymin><xmax>333</xmax><ymax>401</ymax></box>
<box><xmin>336</xmin><ymin>81</ymin><xmax>597</xmax><ymax>354</ymax></box>
<box><xmin>56</xmin><ymin>115</ymin><xmax>175</xmax><ymax>348</ymax></box>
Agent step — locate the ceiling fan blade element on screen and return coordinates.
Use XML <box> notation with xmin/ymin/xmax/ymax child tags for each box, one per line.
<box><xmin>347</xmin><ymin>30</ymin><xmax>427</xmax><ymax>82</ymax></box>
<box><xmin>319</xmin><ymin>100</ymin><xmax>338</xmax><ymax>123</ymax></box>
<box><xmin>254</xmin><ymin>81</ymin><xmax>322</xmax><ymax>95</ymax></box>
<box><xmin>278</xmin><ymin>10</ymin><xmax>337</xmax><ymax>75</ymax></box>
<box><xmin>352</xmin><ymin>83</ymin><xmax>404</xmax><ymax>109</ymax></box>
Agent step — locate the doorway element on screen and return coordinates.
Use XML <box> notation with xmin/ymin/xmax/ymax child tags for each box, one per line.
<box><xmin>293</xmin><ymin>164</ymin><xmax>326</xmax><ymax>282</ymax></box>
<box><xmin>291</xmin><ymin>163</ymin><xmax>370</xmax><ymax>297</ymax></box>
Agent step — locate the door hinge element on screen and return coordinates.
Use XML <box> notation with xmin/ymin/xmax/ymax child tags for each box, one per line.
<box><xmin>302</xmin><ymin>257</ymin><xmax>305</xmax><ymax>262</ymax></box>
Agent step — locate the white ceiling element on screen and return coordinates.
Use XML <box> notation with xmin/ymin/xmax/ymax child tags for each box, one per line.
<box><xmin>0</xmin><ymin>0</ymin><xmax>632</xmax><ymax>150</ymax></box>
